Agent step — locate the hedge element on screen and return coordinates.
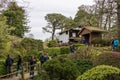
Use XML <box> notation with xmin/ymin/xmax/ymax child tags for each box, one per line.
<box><xmin>44</xmin><ymin>46</ymin><xmax>70</xmax><ymax>56</ymax></box>
<box><xmin>77</xmin><ymin>65</ymin><xmax>120</xmax><ymax>80</ymax></box>
<box><xmin>43</xmin><ymin>58</ymin><xmax>80</xmax><ymax>80</ymax></box>
<box><xmin>93</xmin><ymin>52</ymin><xmax>120</xmax><ymax>68</ymax></box>
<box><xmin>44</xmin><ymin>47</ymin><xmax>60</xmax><ymax>56</ymax></box>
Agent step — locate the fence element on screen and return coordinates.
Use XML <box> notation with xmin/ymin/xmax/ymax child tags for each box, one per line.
<box><xmin>0</xmin><ymin>62</ymin><xmax>40</xmax><ymax>79</ymax></box>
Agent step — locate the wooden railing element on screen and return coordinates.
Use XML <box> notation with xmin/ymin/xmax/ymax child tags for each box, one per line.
<box><xmin>0</xmin><ymin>62</ymin><xmax>41</xmax><ymax>79</ymax></box>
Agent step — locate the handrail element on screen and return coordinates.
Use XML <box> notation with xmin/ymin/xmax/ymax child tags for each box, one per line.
<box><xmin>0</xmin><ymin>63</ymin><xmax>40</xmax><ymax>79</ymax></box>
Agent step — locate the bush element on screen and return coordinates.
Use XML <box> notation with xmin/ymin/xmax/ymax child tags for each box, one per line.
<box><xmin>93</xmin><ymin>52</ymin><xmax>120</xmax><ymax>68</ymax></box>
<box><xmin>73</xmin><ymin>44</ymin><xmax>85</xmax><ymax>48</ymax></box>
<box><xmin>44</xmin><ymin>47</ymin><xmax>60</xmax><ymax>56</ymax></box>
<box><xmin>68</xmin><ymin>46</ymin><xmax>102</xmax><ymax>61</ymax></box>
<box><xmin>73</xmin><ymin>59</ymin><xmax>93</xmax><ymax>74</ymax></box>
<box><xmin>23</xmin><ymin>50</ymin><xmax>40</xmax><ymax>61</ymax></box>
<box><xmin>0</xmin><ymin>60</ymin><xmax>6</xmax><ymax>76</ymax></box>
<box><xmin>47</xmin><ymin>40</ymin><xmax>58</xmax><ymax>47</ymax></box>
<box><xmin>91</xmin><ymin>38</ymin><xmax>110</xmax><ymax>46</ymax></box>
<box><xmin>116</xmin><ymin>45</ymin><xmax>120</xmax><ymax>52</ymax></box>
<box><xmin>21</xmin><ymin>38</ymin><xmax>43</xmax><ymax>51</ymax></box>
<box><xmin>77</xmin><ymin>65</ymin><xmax>120</xmax><ymax>80</ymax></box>
<box><xmin>43</xmin><ymin>58</ymin><xmax>80</xmax><ymax>80</ymax></box>
<box><xmin>60</xmin><ymin>46</ymin><xmax>70</xmax><ymax>54</ymax></box>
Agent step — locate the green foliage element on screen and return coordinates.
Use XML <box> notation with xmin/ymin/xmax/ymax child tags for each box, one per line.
<box><xmin>93</xmin><ymin>52</ymin><xmax>120</xmax><ymax>68</ymax></box>
<box><xmin>60</xmin><ymin>46</ymin><xmax>70</xmax><ymax>54</ymax></box>
<box><xmin>21</xmin><ymin>38</ymin><xmax>43</xmax><ymax>52</ymax></box>
<box><xmin>47</xmin><ymin>40</ymin><xmax>58</xmax><ymax>47</ymax></box>
<box><xmin>116</xmin><ymin>45</ymin><xmax>120</xmax><ymax>52</ymax></box>
<box><xmin>23</xmin><ymin>50</ymin><xmax>39</xmax><ymax>61</ymax></box>
<box><xmin>91</xmin><ymin>38</ymin><xmax>110</xmax><ymax>46</ymax></box>
<box><xmin>74</xmin><ymin>5</ymin><xmax>98</xmax><ymax>27</ymax></box>
<box><xmin>44</xmin><ymin>46</ymin><xmax>70</xmax><ymax>56</ymax></box>
<box><xmin>43</xmin><ymin>13</ymin><xmax>76</xmax><ymax>40</ymax></box>
<box><xmin>69</xmin><ymin>46</ymin><xmax>102</xmax><ymax>61</ymax></box>
<box><xmin>73</xmin><ymin>59</ymin><xmax>93</xmax><ymax>74</ymax></box>
<box><xmin>73</xmin><ymin>43</ymin><xmax>85</xmax><ymax>48</ymax></box>
<box><xmin>76</xmin><ymin>65</ymin><xmax>120</xmax><ymax>80</ymax></box>
<box><xmin>43</xmin><ymin>13</ymin><xmax>67</xmax><ymax>40</ymax></box>
<box><xmin>44</xmin><ymin>47</ymin><xmax>60</xmax><ymax>56</ymax></box>
<box><xmin>43</xmin><ymin>58</ymin><xmax>80</xmax><ymax>80</ymax></box>
<box><xmin>3</xmin><ymin>1</ymin><xmax>29</xmax><ymax>37</ymax></box>
<box><xmin>0</xmin><ymin>60</ymin><xmax>6</xmax><ymax>75</ymax></box>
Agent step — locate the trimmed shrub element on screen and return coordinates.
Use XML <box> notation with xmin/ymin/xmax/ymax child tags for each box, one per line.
<box><xmin>44</xmin><ymin>47</ymin><xmax>60</xmax><ymax>56</ymax></box>
<box><xmin>93</xmin><ymin>52</ymin><xmax>120</xmax><ymax>68</ymax></box>
<box><xmin>47</xmin><ymin>40</ymin><xmax>58</xmax><ymax>47</ymax></box>
<box><xmin>60</xmin><ymin>46</ymin><xmax>70</xmax><ymax>54</ymax></box>
<box><xmin>76</xmin><ymin>65</ymin><xmax>120</xmax><ymax>80</ymax></box>
<box><xmin>73</xmin><ymin>59</ymin><xmax>93</xmax><ymax>74</ymax></box>
<box><xmin>43</xmin><ymin>58</ymin><xmax>80</xmax><ymax>80</ymax></box>
<box><xmin>73</xmin><ymin>44</ymin><xmax>85</xmax><ymax>48</ymax></box>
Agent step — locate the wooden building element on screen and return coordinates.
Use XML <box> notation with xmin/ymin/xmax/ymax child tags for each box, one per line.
<box><xmin>57</xmin><ymin>27</ymin><xmax>81</xmax><ymax>43</ymax></box>
<box><xmin>79</xmin><ymin>26</ymin><xmax>106</xmax><ymax>45</ymax></box>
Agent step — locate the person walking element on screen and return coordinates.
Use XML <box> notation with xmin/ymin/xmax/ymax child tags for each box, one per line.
<box><xmin>16</xmin><ymin>55</ymin><xmax>22</xmax><ymax>76</ymax></box>
<box><xmin>29</xmin><ymin>56</ymin><xmax>36</xmax><ymax>78</ymax></box>
<box><xmin>5</xmin><ymin>55</ymin><xmax>13</xmax><ymax>76</ymax></box>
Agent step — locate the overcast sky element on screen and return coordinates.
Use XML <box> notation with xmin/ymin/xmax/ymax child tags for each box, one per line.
<box><xmin>17</xmin><ymin>0</ymin><xmax>94</xmax><ymax>41</ymax></box>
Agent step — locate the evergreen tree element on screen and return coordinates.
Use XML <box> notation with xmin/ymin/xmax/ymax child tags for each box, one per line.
<box><xmin>3</xmin><ymin>1</ymin><xmax>29</xmax><ymax>38</ymax></box>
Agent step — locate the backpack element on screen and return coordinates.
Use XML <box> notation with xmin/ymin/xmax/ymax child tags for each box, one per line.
<box><xmin>113</xmin><ymin>39</ymin><xmax>119</xmax><ymax>47</ymax></box>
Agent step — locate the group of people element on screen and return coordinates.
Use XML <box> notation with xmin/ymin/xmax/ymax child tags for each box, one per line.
<box><xmin>5</xmin><ymin>53</ymin><xmax>50</xmax><ymax>78</ymax></box>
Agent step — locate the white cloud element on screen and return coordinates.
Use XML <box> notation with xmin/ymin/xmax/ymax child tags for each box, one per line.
<box><xmin>17</xmin><ymin>0</ymin><xmax>94</xmax><ymax>41</ymax></box>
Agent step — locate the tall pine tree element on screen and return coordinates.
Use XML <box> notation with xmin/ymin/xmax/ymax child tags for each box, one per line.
<box><xmin>3</xmin><ymin>1</ymin><xmax>29</xmax><ymax>38</ymax></box>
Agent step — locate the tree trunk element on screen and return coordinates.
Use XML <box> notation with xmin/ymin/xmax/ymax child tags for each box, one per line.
<box><xmin>117</xmin><ymin>0</ymin><xmax>120</xmax><ymax>40</ymax></box>
<box><xmin>52</xmin><ymin>26</ymin><xmax>55</xmax><ymax>40</ymax></box>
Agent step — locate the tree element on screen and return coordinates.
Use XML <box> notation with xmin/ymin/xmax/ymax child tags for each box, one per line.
<box><xmin>74</xmin><ymin>5</ymin><xmax>98</xmax><ymax>27</ymax></box>
<box><xmin>117</xmin><ymin>0</ymin><xmax>120</xmax><ymax>40</ymax></box>
<box><xmin>43</xmin><ymin>13</ymin><xmax>67</xmax><ymax>40</ymax></box>
<box><xmin>3</xmin><ymin>1</ymin><xmax>29</xmax><ymax>38</ymax></box>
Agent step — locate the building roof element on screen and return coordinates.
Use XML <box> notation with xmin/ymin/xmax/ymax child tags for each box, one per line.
<box><xmin>79</xmin><ymin>26</ymin><xmax>106</xmax><ymax>35</ymax></box>
<box><xmin>59</xmin><ymin>27</ymin><xmax>81</xmax><ymax>34</ymax></box>
<box><xmin>84</xmin><ymin>26</ymin><xmax>106</xmax><ymax>32</ymax></box>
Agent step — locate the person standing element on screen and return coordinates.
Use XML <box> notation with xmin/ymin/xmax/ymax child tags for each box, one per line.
<box><xmin>70</xmin><ymin>45</ymin><xmax>75</xmax><ymax>53</ymax></box>
<box><xmin>29</xmin><ymin>56</ymin><xmax>36</xmax><ymax>78</ymax></box>
<box><xmin>44</xmin><ymin>53</ymin><xmax>49</xmax><ymax>62</ymax></box>
<box><xmin>112</xmin><ymin>38</ymin><xmax>119</xmax><ymax>51</ymax></box>
<box><xmin>39</xmin><ymin>54</ymin><xmax>45</xmax><ymax>65</ymax></box>
<box><xmin>5</xmin><ymin>55</ymin><xmax>13</xmax><ymax>75</ymax></box>
<box><xmin>16</xmin><ymin>55</ymin><xmax>22</xmax><ymax>76</ymax></box>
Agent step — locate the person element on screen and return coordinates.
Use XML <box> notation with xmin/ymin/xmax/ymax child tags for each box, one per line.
<box><xmin>16</xmin><ymin>55</ymin><xmax>22</xmax><ymax>76</ymax></box>
<box><xmin>111</xmin><ymin>38</ymin><xmax>119</xmax><ymax>51</ymax></box>
<box><xmin>29</xmin><ymin>56</ymin><xmax>36</xmax><ymax>78</ymax></box>
<box><xmin>44</xmin><ymin>53</ymin><xmax>49</xmax><ymax>62</ymax></box>
<box><xmin>82</xmin><ymin>37</ymin><xmax>89</xmax><ymax>46</ymax></box>
<box><xmin>5</xmin><ymin>55</ymin><xmax>14</xmax><ymax>75</ymax></box>
<box><xmin>70</xmin><ymin>44</ymin><xmax>75</xmax><ymax>53</ymax></box>
<box><xmin>39</xmin><ymin>54</ymin><xmax>45</xmax><ymax>65</ymax></box>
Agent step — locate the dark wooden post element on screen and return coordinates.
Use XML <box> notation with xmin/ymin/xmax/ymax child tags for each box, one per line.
<box><xmin>26</xmin><ymin>62</ymin><xmax>29</xmax><ymax>72</ymax></box>
<box><xmin>21</xmin><ymin>67</ymin><xmax>24</xmax><ymax>79</ymax></box>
